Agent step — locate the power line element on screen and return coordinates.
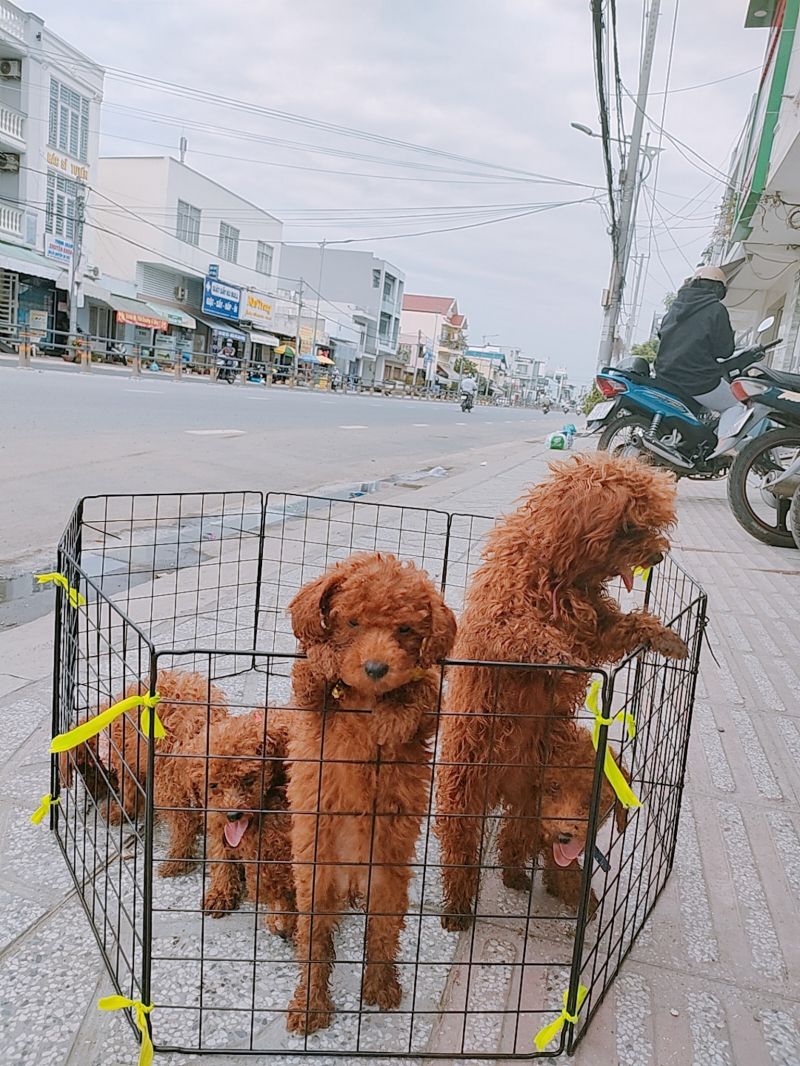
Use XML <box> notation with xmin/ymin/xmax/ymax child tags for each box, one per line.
<box><xmin>647</xmin><ymin>64</ymin><xmax>761</xmax><ymax>95</ymax></box>
<box><xmin>590</xmin><ymin>0</ymin><xmax>620</xmax><ymax>244</ymax></box>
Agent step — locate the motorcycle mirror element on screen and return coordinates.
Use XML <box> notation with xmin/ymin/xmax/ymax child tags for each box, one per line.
<box><xmin>756</xmin><ymin>316</ymin><xmax>775</xmax><ymax>334</ymax></box>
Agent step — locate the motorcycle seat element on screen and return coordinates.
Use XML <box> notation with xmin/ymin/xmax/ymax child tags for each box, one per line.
<box><xmin>747</xmin><ymin>364</ymin><xmax>800</xmax><ymax>390</ymax></box>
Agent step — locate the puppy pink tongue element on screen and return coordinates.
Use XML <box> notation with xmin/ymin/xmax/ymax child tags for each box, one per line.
<box><xmin>553</xmin><ymin>839</ymin><xmax>584</xmax><ymax>868</ymax></box>
<box><xmin>619</xmin><ymin>566</ymin><xmax>634</xmax><ymax>593</ymax></box>
<box><xmin>224</xmin><ymin>817</ymin><xmax>249</xmax><ymax>848</ymax></box>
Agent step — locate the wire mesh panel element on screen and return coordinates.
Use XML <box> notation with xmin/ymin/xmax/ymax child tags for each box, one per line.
<box><xmin>50</xmin><ymin>492</ymin><xmax>706</xmax><ymax>1061</ymax></box>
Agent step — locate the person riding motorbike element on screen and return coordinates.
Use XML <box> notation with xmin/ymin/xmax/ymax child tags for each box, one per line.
<box><xmin>460</xmin><ymin>374</ymin><xmax>477</xmax><ymax>411</ymax></box>
<box><xmin>654</xmin><ymin>266</ymin><xmax>755</xmax><ymax>414</ymax></box>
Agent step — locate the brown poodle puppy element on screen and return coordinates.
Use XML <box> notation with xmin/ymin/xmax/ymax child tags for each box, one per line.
<box><xmin>284</xmin><ymin>553</ymin><xmax>457</xmax><ymax>1035</ymax></box>
<box><xmin>534</xmin><ymin>721</ymin><xmax>628</xmax><ymax>916</ymax></box>
<box><xmin>59</xmin><ymin>669</ymin><xmax>228</xmax><ymax>826</ymax></box>
<box><xmin>436</xmin><ymin>453</ymin><xmax>687</xmax><ymax>930</ymax></box>
<box><xmin>158</xmin><ymin>709</ymin><xmax>296</xmax><ymax>938</ymax></box>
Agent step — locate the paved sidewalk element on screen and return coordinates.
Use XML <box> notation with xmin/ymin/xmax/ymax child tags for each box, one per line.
<box><xmin>1</xmin><ymin>449</ymin><xmax>799</xmax><ymax>1065</ymax></box>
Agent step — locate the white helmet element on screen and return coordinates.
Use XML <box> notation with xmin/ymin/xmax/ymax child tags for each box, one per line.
<box><xmin>693</xmin><ymin>265</ymin><xmax>727</xmax><ymax>284</ymax></box>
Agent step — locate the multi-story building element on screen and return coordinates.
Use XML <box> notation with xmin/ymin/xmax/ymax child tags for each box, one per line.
<box><xmin>89</xmin><ymin>155</ymin><xmax>284</xmax><ymax>365</ymax></box>
<box><xmin>508</xmin><ymin>350</ymin><xmax>544</xmax><ymax>404</ymax></box>
<box><xmin>400</xmin><ymin>294</ymin><xmax>468</xmax><ymax>383</ymax></box>
<box><xmin>463</xmin><ymin>344</ymin><xmax>509</xmax><ymax>396</ymax></box>
<box><xmin>0</xmin><ymin>1</ymin><xmax>103</xmax><ymax>341</ymax></box>
<box><xmin>712</xmin><ymin>2</ymin><xmax>800</xmax><ymax>371</ymax></box>
<box><xmin>279</xmin><ymin>246</ymin><xmax>404</xmax><ymax>384</ymax></box>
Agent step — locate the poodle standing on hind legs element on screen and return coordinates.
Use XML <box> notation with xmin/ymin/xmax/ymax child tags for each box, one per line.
<box><xmin>283</xmin><ymin>553</ymin><xmax>456</xmax><ymax>1035</ymax></box>
<box><xmin>435</xmin><ymin>453</ymin><xmax>688</xmax><ymax>931</ymax></box>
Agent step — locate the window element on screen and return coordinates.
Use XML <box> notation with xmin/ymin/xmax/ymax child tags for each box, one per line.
<box><xmin>218</xmin><ymin>222</ymin><xmax>239</xmax><ymax>263</ymax></box>
<box><xmin>383</xmin><ymin>275</ymin><xmax>395</xmax><ymax>301</ymax></box>
<box><xmin>176</xmin><ymin>200</ymin><xmax>201</xmax><ymax>246</ymax></box>
<box><xmin>48</xmin><ymin>78</ymin><xmax>90</xmax><ymax>163</ymax></box>
<box><xmin>256</xmin><ymin>241</ymin><xmax>274</xmax><ymax>275</ymax></box>
<box><xmin>372</xmin><ymin>269</ymin><xmax>381</xmax><ymax>289</ymax></box>
<box><xmin>45</xmin><ymin>172</ymin><xmax>80</xmax><ymax>240</ymax></box>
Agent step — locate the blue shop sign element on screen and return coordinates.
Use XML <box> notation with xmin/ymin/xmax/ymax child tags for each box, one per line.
<box><xmin>202</xmin><ymin>276</ymin><xmax>241</xmax><ymax>321</ymax></box>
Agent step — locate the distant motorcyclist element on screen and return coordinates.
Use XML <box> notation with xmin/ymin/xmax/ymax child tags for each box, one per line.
<box><xmin>460</xmin><ymin>374</ymin><xmax>477</xmax><ymax>412</ymax></box>
<box><xmin>655</xmin><ymin>266</ymin><xmax>741</xmax><ymax>413</ymax></box>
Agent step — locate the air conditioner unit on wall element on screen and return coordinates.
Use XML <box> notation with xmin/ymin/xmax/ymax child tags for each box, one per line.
<box><xmin>0</xmin><ymin>153</ymin><xmax>19</xmax><ymax>172</ymax></box>
<box><xmin>0</xmin><ymin>60</ymin><xmax>21</xmax><ymax>79</ymax></box>
<box><xmin>174</xmin><ymin>285</ymin><xmax>188</xmax><ymax>302</ymax></box>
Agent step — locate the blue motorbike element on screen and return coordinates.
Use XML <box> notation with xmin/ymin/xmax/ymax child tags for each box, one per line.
<box><xmin>586</xmin><ymin>319</ymin><xmax>781</xmax><ymax>480</ymax></box>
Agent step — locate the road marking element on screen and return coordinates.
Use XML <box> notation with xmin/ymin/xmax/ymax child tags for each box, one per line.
<box><xmin>413</xmin><ymin>423</ymin><xmax>430</xmax><ymax>427</ymax></box>
<box><xmin>339</xmin><ymin>424</ymin><xmax>368</xmax><ymax>429</ymax></box>
<box><xmin>126</xmin><ymin>389</ymin><xmax>163</xmax><ymax>395</ymax></box>
<box><xmin>185</xmin><ymin>429</ymin><xmax>246</xmax><ymax>436</ymax></box>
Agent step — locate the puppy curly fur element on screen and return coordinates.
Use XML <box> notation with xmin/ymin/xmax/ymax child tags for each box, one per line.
<box><xmin>435</xmin><ymin>453</ymin><xmax>687</xmax><ymax>929</ymax></box>
<box><xmin>283</xmin><ymin>553</ymin><xmax>457</xmax><ymax>1035</ymax></box>
<box><xmin>59</xmin><ymin>669</ymin><xmax>228</xmax><ymax>825</ymax></box>
<box><xmin>158</xmin><ymin>708</ymin><xmax>296</xmax><ymax>938</ymax></box>
<box><xmin>533</xmin><ymin>720</ymin><xmax>629</xmax><ymax>916</ymax></box>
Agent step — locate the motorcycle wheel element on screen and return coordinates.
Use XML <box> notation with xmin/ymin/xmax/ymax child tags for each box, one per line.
<box><xmin>790</xmin><ymin>487</ymin><xmax>800</xmax><ymax>550</ymax></box>
<box><xmin>597</xmin><ymin>414</ymin><xmax>652</xmax><ymax>457</ymax></box>
<box><xmin>727</xmin><ymin>427</ymin><xmax>800</xmax><ymax>547</ymax></box>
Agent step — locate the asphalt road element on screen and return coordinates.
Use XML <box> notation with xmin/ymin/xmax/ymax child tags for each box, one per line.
<box><xmin>0</xmin><ymin>364</ymin><xmax>569</xmax><ymax>569</ymax></box>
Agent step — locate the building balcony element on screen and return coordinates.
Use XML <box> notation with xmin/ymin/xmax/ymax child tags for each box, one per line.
<box><xmin>0</xmin><ymin>197</ymin><xmax>23</xmax><ymax>240</ymax></box>
<box><xmin>0</xmin><ymin>103</ymin><xmax>24</xmax><ymax>151</ymax></box>
<box><xmin>0</xmin><ymin>2</ymin><xmax>26</xmax><ymax>45</ymax></box>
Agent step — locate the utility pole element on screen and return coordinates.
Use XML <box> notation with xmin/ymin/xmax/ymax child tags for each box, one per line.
<box><xmin>179</xmin><ymin>136</ymin><xmax>187</xmax><ymax>164</ymax></box>
<box><xmin>596</xmin><ymin>0</ymin><xmax>661</xmax><ymax>369</ymax></box>
<box><xmin>293</xmin><ymin>278</ymin><xmax>304</xmax><ymax>385</ymax></box>
<box><xmin>68</xmin><ymin>193</ymin><xmax>86</xmax><ymax>369</ymax></box>
<box><xmin>311</xmin><ymin>239</ymin><xmax>326</xmax><ymax>361</ymax></box>
<box><xmin>623</xmin><ymin>252</ymin><xmax>649</xmax><ymax>349</ymax></box>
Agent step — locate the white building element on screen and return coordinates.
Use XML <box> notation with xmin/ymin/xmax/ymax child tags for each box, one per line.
<box><xmin>89</xmin><ymin>155</ymin><xmax>284</xmax><ymax>366</ymax></box>
<box><xmin>400</xmin><ymin>294</ymin><xmax>468</xmax><ymax>385</ymax></box>
<box><xmin>279</xmin><ymin>245</ymin><xmax>404</xmax><ymax>384</ymax></box>
<box><xmin>0</xmin><ymin>1</ymin><xmax>103</xmax><ymax>342</ymax></box>
<box><xmin>713</xmin><ymin>3</ymin><xmax>800</xmax><ymax>371</ymax></box>
<box><xmin>508</xmin><ymin>350</ymin><xmax>544</xmax><ymax>404</ymax></box>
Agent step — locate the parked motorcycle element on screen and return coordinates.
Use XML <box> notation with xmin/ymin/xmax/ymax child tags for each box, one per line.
<box><xmin>461</xmin><ymin>391</ymin><xmax>474</xmax><ymax>413</ymax></box>
<box><xmin>586</xmin><ymin>317</ymin><xmax>780</xmax><ymax>480</ymax></box>
<box><xmin>723</xmin><ymin>362</ymin><xmax>800</xmax><ymax>547</ymax></box>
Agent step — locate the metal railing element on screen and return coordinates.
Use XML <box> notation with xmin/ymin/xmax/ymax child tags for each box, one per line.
<box><xmin>0</xmin><ymin>102</ymin><xmax>24</xmax><ymax>142</ymax></box>
<box><xmin>0</xmin><ymin>198</ymin><xmax>23</xmax><ymax>240</ymax></box>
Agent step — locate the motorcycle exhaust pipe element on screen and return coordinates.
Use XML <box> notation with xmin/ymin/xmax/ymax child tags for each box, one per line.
<box><xmin>638</xmin><ymin>437</ymin><xmax>696</xmax><ymax>472</ymax></box>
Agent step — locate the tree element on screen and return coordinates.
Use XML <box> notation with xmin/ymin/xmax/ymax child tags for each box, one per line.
<box><xmin>581</xmin><ymin>383</ymin><xmax>602</xmax><ymax>415</ymax></box>
<box><xmin>663</xmin><ymin>291</ymin><xmax>676</xmax><ymax>311</ymax></box>
<box><xmin>453</xmin><ymin>356</ymin><xmax>478</xmax><ymax>376</ymax></box>
<box><xmin>631</xmin><ymin>338</ymin><xmax>658</xmax><ymax>363</ymax></box>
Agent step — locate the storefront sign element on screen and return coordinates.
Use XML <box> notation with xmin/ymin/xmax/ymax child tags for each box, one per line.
<box><xmin>116</xmin><ymin>309</ymin><xmax>169</xmax><ymax>331</ymax></box>
<box><xmin>44</xmin><ymin>234</ymin><xmax>74</xmax><ymax>264</ymax></box>
<box><xmin>46</xmin><ymin>150</ymin><xmax>90</xmax><ymax>183</ymax></box>
<box><xmin>202</xmin><ymin>276</ymin><xmax>241</xmax><ymax>321</ymax></box>
<box><xmin>241</xmin><ymin>290</ymin><xmax>274</xmax><ymax>328</ymax></box>
<box><xmin>208</xmin><ymin>263</ymin><xmax>219</xmax><ymax>278</ymax></box>
<box><xmin>28</xmin><ymin>310</ymin><xmax>48</xmax><ymax>334</ymax></box>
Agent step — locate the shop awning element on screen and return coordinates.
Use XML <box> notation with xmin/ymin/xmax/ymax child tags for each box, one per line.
<box><xmin>275</xmin><ymin>344</ymin><xmax>296</xmax><ymax>358</ymax></box>
<box><xmin>191</xmin><ymin>312</ymin><xmax>246</xmax><ymax>341</ymax></box>
<box><xmin>317</xmin><ymin>354</ymin><xmax>335</xmax><ymax>365</ymax></box>
<box><xmin>0</xmin><ymin>241</ymin><xmax>69</xmax><ymax>288</ymax></box>
<box><xmin>145</xmin><ymin>301</ymin><xmax>196</xmax><ymax>329</ymax></box>
<box><xmin>247</xmin><ymin>331</ymin><xmax>281</xmax><ymax>347</ymax></box>
<box><xmin>107</xmin><ymin>294</ymin><xmax>168</xmax><ymax>331</ymax></box>
<box><xmin>298</xmin><ymin>354</ymin><xmax>321</xmax><ymax>365</ymax></box>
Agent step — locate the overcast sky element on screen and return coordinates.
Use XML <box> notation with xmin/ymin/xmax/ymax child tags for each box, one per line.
<box><xmin>36</xmin><ymin>0</ymin><xmax>764</xmax><ymax>381</ymax></box>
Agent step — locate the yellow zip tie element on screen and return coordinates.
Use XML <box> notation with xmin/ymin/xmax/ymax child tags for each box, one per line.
<box><xmin>633</xmin><ymin>565</ymin><xmax>652</xmax><ymax>583</ymax></box>
<box><xmin>534</xmin><ymin>984</ymin><xmax>588</xmax><ymax>1051</ymax></box>
<box><xmin>35</xmin><ymin>571</ymin><xmax>86</xmax><ymax>609</ymax></box>
<box><xmin>98</xmin><ymin>996</ymin><xmax>154</xmax><ymax>1066</ymax></box>
<box><xmin>50</xmin><ymin>693</ymin><xmax>164</xmax><ymax>755</ymax></box>
<box><xmin>585</xmin><ymin>680</ymin><xmax>641</xmax><ymax>810</ymax></box>
<box><xmin>30</xmin><ymin>793</ymin><xmax>59</xmax><ymax>825</ymax></box>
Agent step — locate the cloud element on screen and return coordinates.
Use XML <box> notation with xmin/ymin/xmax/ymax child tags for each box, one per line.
<box><xmin>35</xmin><ymin>0</ymin><xmax>764</xmax><ymax>379</ymax></box>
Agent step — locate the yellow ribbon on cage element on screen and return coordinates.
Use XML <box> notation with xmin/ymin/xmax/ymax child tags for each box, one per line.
<box><xmin>585</xmin><ymin>679</ymin><xmax>641</xmax><ymax>810</ymax></box>
<box><xmin>49</xmin><ymin>694</ymin><xmax>165</xmax><ymax>754</ymax></box>
<box><xmin>35</xmin><ymin>571</ymin><xmax>86</xmax><ymax>609</ymax></box>
<box><xmin>30</xmin><ymin>793</ymin><xmax>59</xmax><ymax>825</ymax></box>
<box><xmin>633</xmin><ymin>565</ymin><xmax>652</xmax><ymax>583</ymax></box>
<box><xmin>98</xmin><ymin>996</ymin><xmax>154</xmax><ymax>1066</ymax></box>
<box><xmin>534</xmin><ymin>984</ymin><xmax>588</xmax><ymax>1051</ymax></box>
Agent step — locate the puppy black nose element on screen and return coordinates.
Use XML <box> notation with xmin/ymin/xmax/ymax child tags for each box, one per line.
<box><xmin>226</xmin><ymin>811</ymin><xmax>243</xmax><ymax>822</ymax></box>
<box><xmin>648</xmin><ymin>551</ymin><xmax>664</xmax><ymax>565</ymax></box>
<box><xmin>557</xmin><ymin>832</ymin><xmax>573</xmax><ymax>844</ymax></box>
<box><xmin>364</xmin><ymin>660</ymin><xmax>389</xmax><ymax>680</ymax></box>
